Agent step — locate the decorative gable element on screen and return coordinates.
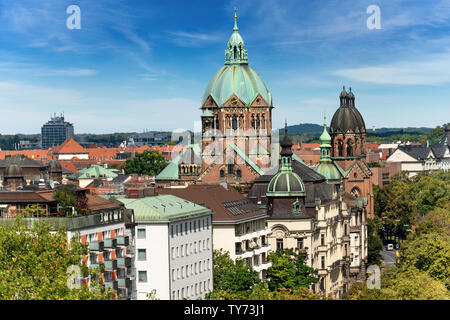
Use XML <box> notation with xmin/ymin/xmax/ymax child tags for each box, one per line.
<box><xmin>250</xmin><ymin>94</ymin><xmax>268</xmax><ymax>107</ymax></box>
<box><xmin>223</xmin><ymin>94</ymin><xmax>245</xmax><ymax>107</ymax></box>
<box><xmin>202</xmin><ymin>95</ymin><xmax>218</xmax><ymax>108</ymax></box>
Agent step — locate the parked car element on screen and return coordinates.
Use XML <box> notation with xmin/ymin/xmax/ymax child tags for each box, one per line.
<box><xmin>387</xmin><ymin>243</ymin><xmax>394</xmax><ymax>251</ymax></box>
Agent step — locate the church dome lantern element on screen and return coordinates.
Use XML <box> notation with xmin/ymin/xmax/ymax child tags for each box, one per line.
<box><xmin>201</xmin><ymin>9</ymin><xmax>272</xmax><ymax>108</ymax></box>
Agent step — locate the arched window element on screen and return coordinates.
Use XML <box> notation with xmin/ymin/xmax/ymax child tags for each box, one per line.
<box><xmin>346</xmin><ymin>139</ymin><xmax>353</xmax><ymax>156</ymax></box>
<box><xmin>232</xmin><ymin>116</ymin><xmax>238</xmax><ymax>130</ymax></box>
<box><xmin>220</xmin><ymin>170</ymin><xmax>224</xmax><ymax>178</ymax></box>
<box><xmin>337</xmin><ymin>140</ymin><xmax>344</xmax><ymax>156</ymax></box>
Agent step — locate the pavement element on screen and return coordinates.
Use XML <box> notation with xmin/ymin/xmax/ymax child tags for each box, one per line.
<box><xmin>380</xmin><ymin>247</ymin><xmax>397</xmax><ymax>268</ymax></box>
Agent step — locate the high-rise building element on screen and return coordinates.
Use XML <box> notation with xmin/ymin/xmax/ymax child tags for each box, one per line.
<box><xmin>41</xmin><ymin>114</ymin><xmax>74</xmax><ymax>150</ymax></box>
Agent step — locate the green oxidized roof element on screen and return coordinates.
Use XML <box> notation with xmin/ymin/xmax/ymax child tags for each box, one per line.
<box><xmin>267</xmin><ymin>123</ymin><xmax>305</xmax><ymax>197</ymax></box>
<box><xmin>68</xmin><ymin>165</ymin><xmax>118</xmax><ymax>180</ymax></box>
<box><xmin>155</xmin><ymin>144</ymin><xmax>202</xmax><ymax>181</ymax></box>
<box><xmin>315</xmin><ymin>162</ymin><xmax>343</xmax><ymax>183</ymax></box>
<box><xmin>201</xmin><ymin>65</ymin><xmax>272</xmax><ymax>107</ymax></box>
<box><xmin>201</xmin><ymin>109</ymin><xmax>214</xmax><ymax>117</ymax></box>
<box><xmin>201</xmin><ymin>10</ymin><xmax>272</xmax><ymax>107</ymax></box>
<box><xmin>114</xmin><ymin>194</ymin><xmax>211</xmax><ymax>222</ymax></box>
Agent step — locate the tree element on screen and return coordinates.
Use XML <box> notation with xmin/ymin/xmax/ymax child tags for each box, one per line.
<box><xmin>22</xmin><ymin>204</ymin><xmax>47</xmax><ymax>217</ymax></box>
<box><xmin>398</xmin><ymin>232</ymin><xmax>450</xmax><ymax>289</ymax></box>
<box><xmin>0</xmin><ymin>217</ymin><xmax>114</xmax><ymax>299</ymax></box>
<box><xmin>206</xmin><ymin>249</ymin><xmax>260</xmax><ymax>298</ymax></box>
<box><xmin>426</xmin><ymin>123</ymin><xmax>449</xmax><ymax>145</ymax></box>
<box><xmin>367</xmin><ymin>217</ymin><xmax>383</xmax><ymax>265</ymax></box>
<box><xmin>346</xmin><ymin>268</ymin><xmax>449</xmax><ymax>300</ymax></box>
<box><xmin>123</xmin><ymin>150</ymin><xmax>168</xmax><ymax>176</ymax></box>
<box><xmin>266</xmin><ymin>248</ymin><xmax>318</xmax><ymax>291</ymax></box>
<box><xmin>53</xmin><ymin>187</ymin><xmax>77</xmax><ymax>217</ymax></box>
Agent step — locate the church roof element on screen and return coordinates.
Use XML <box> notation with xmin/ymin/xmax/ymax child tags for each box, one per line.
<box><xmin>201</xmin><ymin>10</ymin><xmax>272</xmax><ymax>108</ymax></box>
<box><xmin>330</xmin><ymin>87</ymin><xmax>366</xmax><ymax>134</ymax></box>
<box><xmin>0</xmin><ymin>154</ymin><xmax>45</xmax><ymax>168</ymax></box>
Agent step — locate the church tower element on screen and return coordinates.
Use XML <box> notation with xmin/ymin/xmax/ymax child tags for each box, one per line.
<box><xmin>200</xmin><ymin>9</ymin><xmax>273</xmax><ymax>185</ymax></box>
<box><xmin>330</xmin><ymin>86</ymin><xmax>366</xmax><ymax>159</ymax></box>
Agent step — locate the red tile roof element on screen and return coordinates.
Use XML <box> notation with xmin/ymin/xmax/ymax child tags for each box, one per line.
<box><xmin>51</xmin><ymin>138</ymin><xmax>87</xmax><ymax>154</ymax></box>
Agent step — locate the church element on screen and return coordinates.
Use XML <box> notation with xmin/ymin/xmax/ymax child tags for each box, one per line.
<box><xmin>156</xmin><ymin>10</ymin><xmax>273</xmax><ymax>188</ymax></box>
<box><xmin>156</xmin><ymin>10</ymin><xmax>373</xmax><ymax>297</ymax></box>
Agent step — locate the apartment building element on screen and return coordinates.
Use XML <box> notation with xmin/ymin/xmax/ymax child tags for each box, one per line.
<box><xmin>157</xmin><ymin>184</ymin><xmax>272</xmax><ymax>279</ymax></box>
<box><xmin>114</xmin><ymin>194</ymin><xmax>213</xmax><ymax>300</ymax></box>
<box><xmin>0</xmin><ymin>190</ymin><xmax>133</xmax><ymax>299</ymax></box>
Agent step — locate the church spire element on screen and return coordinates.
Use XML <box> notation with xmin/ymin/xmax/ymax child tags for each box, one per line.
<box><xmin>225</xmin><ymin>8</ymin><xmax>248</xmax><ymax>65</ymax></box>
<box><xmin>319</xmin><ymin>114</ymin><xmax>332</xmax><ymax>162</ymax></box>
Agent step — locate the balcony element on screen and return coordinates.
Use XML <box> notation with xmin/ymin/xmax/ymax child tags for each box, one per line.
<box><xmin>90</xmin><ymin>262</ymin><xmax>103</xmax><ymax>269</ymax></box>
<box><xmin>117</xmin><ymin>288</ymin><xmax>128</xmax><ymax>299</ymax></box>
<box><xmin>89</xmin><ymin>241</ymin><xmax>104</xmax><ymax>251</ymax></box>
<box><xmin>104</xmin><ymin>238</ymin><xmax>117</xmax><ymax>248</ymax></box>
<box><xmin>104</xmin><ymin>260</ymin><xmax>118</xmax><ymax>271</ymax></box>
<box><xmin>118</xmin><ymin>278</ymin><xmax>132</xmax><ymax>288</ymax></box>
<box><xmin>104</xmin><ymin>280</ymin><xmax>118</xmax><ymax>291</ymax></box>
<box><xmin>117</xmin><ymin>236</ymin><xmax>129</xmax><ymax>247</ymax></box>
<box><xmin>117</xmin><ymin>257</ymin><xmax>132</xmax><ymax>268</ymax></box>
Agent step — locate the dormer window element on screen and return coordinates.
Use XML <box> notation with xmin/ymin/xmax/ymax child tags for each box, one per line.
<box><xmin>292</xmin><ymin>199</ymin><xmax>301</xmax><ymax>214</ymax></box>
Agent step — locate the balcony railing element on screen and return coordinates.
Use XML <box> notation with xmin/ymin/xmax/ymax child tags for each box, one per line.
<box><xmin>89</xmin><ymin>241</ymin><xmax>104</xmax><ymax>251</ymax></box>
<box><xmin>104</xmin><ymin>260</ymin><xmax>118</xmax><ymax>271</ymax></box>
<box><xmin>117</xmin><ymin>257</ymin><xmax>132</xmax><ymax>268</ymax></box>
<box><xmin>117</xmin><ymin>236</ymin><xmax>129</xmax><ymax>247</ymax></box>
<box><xmin>104</xmin><ymin>280</ymin><xmax>118</xmax><ymax>291</ymax></box>
<box><xmin>118</xmin><ymin>278</ymin><xmax>131</xmax><ymax>288</ymax></box>
<box><xmin>104</xmin><ymin>238</ymin><xmax>117</xmax><ymax>248</ymax></box>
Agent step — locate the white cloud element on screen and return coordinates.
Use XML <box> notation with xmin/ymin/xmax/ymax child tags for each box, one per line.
<box><xmin>333</xmin><ymin>51</ymin><xmax>450</xmax><ymax>85</ymax></box>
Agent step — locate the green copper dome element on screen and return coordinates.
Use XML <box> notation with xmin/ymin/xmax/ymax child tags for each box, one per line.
<box><xmin>201</xmin><ymin>10</ymin><xmax>272</xmax><ymax>107</ymax></box>
<box><xmin>315</xmin><ymin>162</ymin><xmax>343</xmax><ymax>184</ymax></box>
<box><xmin>267</xmin><ymin>123</ymin><xmax>305</xmax><ymax>197</ymax></box>
<box><xmin>267</xmin><ymin>171</ymin><xmax>306</xmax><ymax>197</ymax></box>
<box><xmin>315</xmin><ymin>115</ymin><xmax>343</xmax><ymax>184</ymax></box>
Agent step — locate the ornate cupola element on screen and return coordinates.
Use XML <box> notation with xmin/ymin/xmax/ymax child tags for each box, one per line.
<box><xmin>315</xmin><ymin>116</ymin><xmax>344</xmax><ymax>184</ymax></box>
<box><xmin>266</xmin><ymin>122</ymin><xmax>305</xmax><ymax>197</ymax></box>
<box><xmin>225</xmin><ymin>8</ymin><xmax>248</xmax><ymax>65</ymax></box>
<box><xmin>330</xmin><ymin>86</ymin><xmax>367</xmax><ymax>158</ymax></box>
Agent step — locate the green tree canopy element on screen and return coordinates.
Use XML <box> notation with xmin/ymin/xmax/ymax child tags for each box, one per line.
<box><xmin>207</xmin><ymin>249</ymin><xmax>260</xmax><ymax>298</ymax></box>
<box><xmin>0</xmin><ymin>217</ymin><xmax>114</xmax><ymax>300</ymax></box>
<box><xmin>53</xmin><ymin>187</ymin><xmax>77</xmax><ymax>217</ymax></box>
<box><xmin>266</xmin><ymin>248</ymin><xmax>318</xmax><ymax>291</ymax></box>
<box><xmin>123</xmin><ymin>150</ymin><xmax>168</xmax><ymax>176</ymax></box>
<box><xmin>346</xmin><ymin>267</ymin><xmax>449</xmax><ymax>300</ymax></box>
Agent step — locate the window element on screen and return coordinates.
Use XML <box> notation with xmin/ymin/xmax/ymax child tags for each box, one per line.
<box><xmin>321</xmin><ymin>256</ymin><xmax>325</xmax><ymax>269</ymax></box>
<box><xmin>321</xmin><ymin>234</ymin><xmax>325</xmax><ymax>246</ymax></box>
<box><xmin>137</xmin><ymin>228</ymin><xmax>146</xmax><ymax>239</ymax></box>
<box><xmin>297</xmin><ymin>238</ymin><xmax>303</xmax><ymax>249</ymax></box>
<box><xmin>138</xmin><ymin>271</ymin><xmax>147</xmax><ymax>283</ymax></box>
<box><xmin>276</xmin><ymin>238</ymin><xmax>283</xmax><ymax>251</ymax></box>
<box><xmin>138</xmin><ymin>249</ymin><xmax>147</xmax><ymax>261</ymax></box>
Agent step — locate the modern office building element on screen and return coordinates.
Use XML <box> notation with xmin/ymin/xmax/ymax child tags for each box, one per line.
<box><xmin>41</xmin><ymin>114</ymin><xmax>75</xmax><ymax>150</ymax></box>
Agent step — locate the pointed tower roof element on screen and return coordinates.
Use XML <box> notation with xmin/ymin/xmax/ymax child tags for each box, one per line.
<box><xmin>267</xmin><ymin>122</ymin><xmax>305</xmax><ymax>197</ymax></box>
<box><xmin>315</xmin><ymin>115</ymin><xmax>344</xmax><ymax>184</ymax></box>
<box><xmin>225</xmin><ymin>8</ymin><xmax>248</xmax><ymax>65</ymax></box>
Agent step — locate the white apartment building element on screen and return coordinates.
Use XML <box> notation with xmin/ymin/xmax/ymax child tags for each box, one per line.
<box><xmin>115</xmin><ymin>194</ymin><xmax>213</xmax><ymax>300</ymax></box>
<box><xmin>158</xmin><ymin>184</ymin><xmax>273</xmax><ymax>279</ymax></box>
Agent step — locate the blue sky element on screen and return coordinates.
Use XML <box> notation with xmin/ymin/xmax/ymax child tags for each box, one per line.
<box><xmin>0</xmin><ymin>0</ymin><xmax>449</xmax><ymax>134</ymax></box>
